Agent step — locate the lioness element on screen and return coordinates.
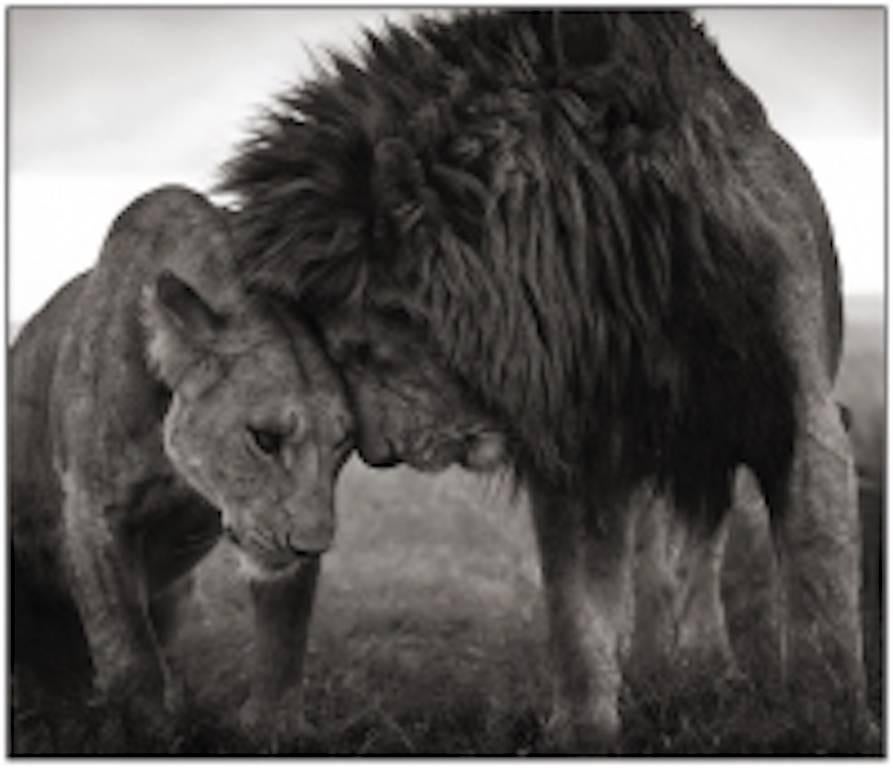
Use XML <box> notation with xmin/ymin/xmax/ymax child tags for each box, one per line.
<box><xmin>11</xmin><ymin>186</ymin><xmax>353</xmax><ymax>738</ymax></box>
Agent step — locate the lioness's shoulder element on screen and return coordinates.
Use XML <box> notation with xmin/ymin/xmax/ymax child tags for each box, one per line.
<box><xmin>11</xmin><ymin>271</ymin><xmax>91</xmax><ymax>429</ymax></box>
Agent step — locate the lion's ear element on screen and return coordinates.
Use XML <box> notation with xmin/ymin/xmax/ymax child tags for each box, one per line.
<box><xmin>143</xmin><ymin>270</ymin><xmax>225</xmax><ymax>389</ymax></box>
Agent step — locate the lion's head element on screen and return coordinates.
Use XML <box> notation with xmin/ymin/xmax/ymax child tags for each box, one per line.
<box><xmin>316</xmin><ymin>303</ymin><xmax>506</xmax><ymax>473</ymax></box>
<box><xmin>143</xmin><ymin>268</ymin><xmax>353</xmax><ymax>578</ymax></box>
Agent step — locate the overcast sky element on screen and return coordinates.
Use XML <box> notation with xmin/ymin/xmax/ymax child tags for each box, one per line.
<box><xmin>8</xmin><ymin>8</ymin><xmax>885</xmax><ymax>325</ymax></box>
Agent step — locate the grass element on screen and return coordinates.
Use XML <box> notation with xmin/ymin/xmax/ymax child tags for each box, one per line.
<box><xmin>10</xmin><ymin>296</ymin><xmax>884</xmax><ymax>755</ymax></box>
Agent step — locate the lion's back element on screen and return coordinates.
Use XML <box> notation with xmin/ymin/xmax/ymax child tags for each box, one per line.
<box><xmin>764</xmin><ymin>131</ymin><xmax>844</xmax><ymax>377</ymax></box>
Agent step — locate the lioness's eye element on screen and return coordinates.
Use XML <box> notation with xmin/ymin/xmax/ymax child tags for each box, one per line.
<box><xmin>248</xmin><ymin>426</ymin><xmax>283</xmax><ymax>456</ymax></box>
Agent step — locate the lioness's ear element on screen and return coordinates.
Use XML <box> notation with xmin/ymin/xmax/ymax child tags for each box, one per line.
<box><xmin>156</xmin><ymin>269</ymin><xmax>225</xmax><ymax>339</ymax></box>
<box><xmin>143</xmin><ymin>270</ymin><xmax>224</xmax><ymax>388</ymax></box>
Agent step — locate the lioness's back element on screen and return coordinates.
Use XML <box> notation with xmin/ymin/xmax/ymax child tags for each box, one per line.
<box><xmin>11</xmin><ymin>273</ymin><xmax>90</xmax><ymax>581</ymax></box>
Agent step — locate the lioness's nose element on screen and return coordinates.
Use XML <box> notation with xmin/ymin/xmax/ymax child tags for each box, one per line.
<box><xmin>287</xmin><ymin>502</ymin><xmax>335</xmax><ymax>554</ymax></box>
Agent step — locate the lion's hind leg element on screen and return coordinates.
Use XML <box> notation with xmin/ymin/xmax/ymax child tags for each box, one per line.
<box><xmin>759</xmin><ymin>393</ymin><xmax>869</xmax><ymax>737</ymax></box>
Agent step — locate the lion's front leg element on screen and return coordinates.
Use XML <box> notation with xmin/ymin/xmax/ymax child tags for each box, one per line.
<box><xmin>240</xmin><ymin>558</ymin><xmax>320</xmax><ymax>746</ymax></box>
<box><xmin>630</xmin><ymin>496</ymin><xmax>735</xmax><ymax>687</ymax></box>
<box><xmin>762</xmin><ymin>394</ymin><xmax>868</xmax><ymax>735</ymax></box>
<box><xmin>61</xmin><ymin>477</ymin><xmax>175</xmax><ymax>727</ymax></box>
<box><xmin>669</xmin><ymin>513</ymin><xmax>735</xmax><ymax>676</ymax></box>
<box><xmin>530</xmin><ymin>484</ymin><xmax>641</xmax><ymax>752</ymax></box>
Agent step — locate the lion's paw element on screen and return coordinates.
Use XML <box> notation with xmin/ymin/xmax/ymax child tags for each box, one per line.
<box><xmin>238</xmin><ymin>687</ymin><xmax>314</xmax><ymax>753</ymax></box>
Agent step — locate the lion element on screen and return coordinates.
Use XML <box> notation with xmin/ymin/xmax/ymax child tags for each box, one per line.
<box><xmin>220</xmin><ymin>10</ymin><xmax>869</xmax><ymax>749</ymax></box>
<box><xmin>11</xmin><ymin>185</ymin><xmax>353</xmax><ymax>741</ymax></box>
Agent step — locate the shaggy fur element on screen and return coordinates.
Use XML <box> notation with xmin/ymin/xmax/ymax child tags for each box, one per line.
<box><xmin>221</xmin><ymin>11</ymin><xmax>814</xmax><ymax>514</ymax></box>
<box><xmin>220</xmin><ymin>10</ymin><xmax>866</xmax><ymax>747</ymax></box>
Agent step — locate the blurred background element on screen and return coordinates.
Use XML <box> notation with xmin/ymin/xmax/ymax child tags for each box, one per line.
<box><xmin>8</xmin><ymin>8</ymin><xmax>885</xmax><ymax>754</ymax></box>
<box><xmin>8</xmin><ymin>7</ymin><xmax>884</xmax><ymax>326</ymax></box>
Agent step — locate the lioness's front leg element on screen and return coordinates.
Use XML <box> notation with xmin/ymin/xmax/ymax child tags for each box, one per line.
<box><xmin>61</xmin><ymin>475</ymin><xmax>172</xmax><ymax>717</ymax></box>
<box><xmin>531</xmin><ymin>484</ymin><xmax>641</xmax><ymax>752</ymax></box>
<box><xmin>239</xmin><ymin>558</ymin><xmax>320</xmax><ymax>744</ymax></box>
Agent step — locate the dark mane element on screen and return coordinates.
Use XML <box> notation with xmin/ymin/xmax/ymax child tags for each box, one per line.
<box><xmin>220</xmin><ymin>10</ymin><xmax>797</xmax><ymax>510</ymax></box>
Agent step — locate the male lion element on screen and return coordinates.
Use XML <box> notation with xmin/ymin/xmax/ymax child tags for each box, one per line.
<box><xmin>11</xmin><ymin>186</ymin><xmax>353</xmax><ymax>739</ymax></box>
<box><xmin>221</xmin><ymin>11</ymin><xmax>869</xmax><ymax>748</ymax></box>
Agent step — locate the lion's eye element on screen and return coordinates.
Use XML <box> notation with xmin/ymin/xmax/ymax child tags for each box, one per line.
<box><xmin>346</xmin><ymin>340</ymin><xmax>403</xmax><ymax>373</ymax></box>
<box><xmin>248</xmin><ymin>426</ymin><xmax>284</xmax><ymax>456</ymax></box>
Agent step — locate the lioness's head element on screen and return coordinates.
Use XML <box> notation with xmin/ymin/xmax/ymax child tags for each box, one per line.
<box><xmin>144</xmin><ymin>263</ymin><xmax>353</xmax><ymax>579</ymax></box>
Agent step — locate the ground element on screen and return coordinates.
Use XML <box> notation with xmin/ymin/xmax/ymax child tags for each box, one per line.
<box><xmin>10</xmin><ymin>295</ymin><xmax>884</xmax><ymax>755</ymax></box>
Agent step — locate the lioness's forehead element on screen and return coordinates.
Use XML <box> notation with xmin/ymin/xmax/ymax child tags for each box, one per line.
<box><xmin>232</xmin><ymin>326</ymin><xmax>346</xmax><ymax>402</ymax></box>
<box><xmin>290</xmin><ymin>329</ymin><xmax>348</xmax><ymax>393</ymax></box>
